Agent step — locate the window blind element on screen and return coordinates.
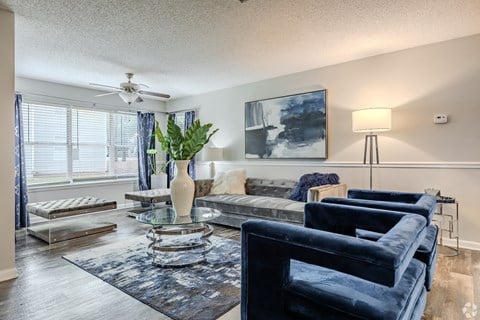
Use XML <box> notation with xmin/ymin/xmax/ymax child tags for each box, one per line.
<box><xmin>111</xmin><ymin>113</ymin><xmax>138</xmax><ymax>177</ymax></box>
<box><xmin>23</xmin><ymin>103</ymin><xmax>69</xmax><ymax>185</ymax></box>
<box><xmin>22</xmin><ymin>102</ymin><xmax>138</xmax><ymax>186</ymax></box>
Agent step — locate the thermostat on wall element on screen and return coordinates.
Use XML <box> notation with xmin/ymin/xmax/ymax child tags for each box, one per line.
<box><xmin>433</xmin><ymin>114</ymin><xmax>448</xmax><ymax>124</ymax></box>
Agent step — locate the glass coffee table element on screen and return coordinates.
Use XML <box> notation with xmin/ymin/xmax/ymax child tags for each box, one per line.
<box><xmin>136</xmin><ymin>206</ymin><xmax>221</xmax><ymax>267</ymax></box>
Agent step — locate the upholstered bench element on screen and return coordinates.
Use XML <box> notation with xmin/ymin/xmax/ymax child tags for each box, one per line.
<box><xmin>124</xmin><ymin>188</ymin><xmax>171</xmax><ymax>204</ymax></box>
<box><xmin>27</xmin><ymin>197</ymin><xmax>117</xmax><ymax>243</ymax></box>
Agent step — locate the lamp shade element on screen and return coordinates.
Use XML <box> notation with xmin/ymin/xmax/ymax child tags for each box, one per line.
<box><xmin>119</xmin><ymin>91</ymin><xmax>139</xmax><ymax>104</ymax></box>
<box><xmin>202</xmin><ymin>147</ymin><xmax>224</xmax><ymax>161</ymax></box>
<box><xmin>352</xmin><ymin>108</ymin><xmax>392</xmax><ymax>132</ymax></box>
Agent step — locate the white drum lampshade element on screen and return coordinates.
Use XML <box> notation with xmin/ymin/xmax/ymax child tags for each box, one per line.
<box><xmin>352</xmin><ymin>108</ymin><xmax>392</xmax><ymax>133</ymax></box>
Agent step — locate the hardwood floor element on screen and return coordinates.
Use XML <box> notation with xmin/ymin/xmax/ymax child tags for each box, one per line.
<box><xmin>0</xmin><ymin>209</ymin><xmax>478</xmax><ymax>320</ymax></box>
<box><xmin>424</xmin><ymin>248</ymin><xmax>480</xmax><ymax>319</ymax></box>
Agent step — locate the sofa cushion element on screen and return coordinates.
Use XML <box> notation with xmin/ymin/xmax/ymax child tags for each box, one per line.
<box><xmin>195</xmin><ymin>194</ymin><xmax>305</xmax><ymax>224</ymax></box>
<box><xmin>194</xmin><ymin>179</ymin><xmax>214</xmax><ymax>197</ymax></box>
<box><xmin>210</xmin><ymin>168</ymin><xmax>247</xmax><ymax>195</ymax></box>
<box><xmin>245</xmin><ymin>178</ymin><xmax>297</xmax><ymax>199</ymax></box>
<box><xmin>289</xmin><ymin>173</ymin><xmax>340</xmax><ymax>202</ymax></box>
<box><xmin>284</xmin><ymin>259</ymin><xmax>426</xmax><ymax>320</ymax></box>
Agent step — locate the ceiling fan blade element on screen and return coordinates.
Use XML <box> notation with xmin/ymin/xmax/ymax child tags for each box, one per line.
<box><xmin>138</xmin><ymin>83</ymin><xmax>149</xmax><ymax>88</ymax></box>
<box><xmin>138</xmin><ymin>90</ymin><xmax>171</xmax><ymax>99</ymax></box>
<box><xmin>89</xmin><ymin>82</ymin><xmax>123</xmax><ymax>90</ymax></box>
<box><xmin>135</xmin><ymin>96</ymin><xmax>144</xmax><ymax>103</ymax></box>
<box><xmin>95</xmin><ymin>91</ymin><xmax>121</xmax><ymax>97</ymax></box>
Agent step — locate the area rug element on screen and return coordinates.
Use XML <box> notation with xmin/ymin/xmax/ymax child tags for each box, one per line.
<box><xmin>63</xmin><ymin>235</ymin><xmax>241</xmax><ymax>320</ymax></box>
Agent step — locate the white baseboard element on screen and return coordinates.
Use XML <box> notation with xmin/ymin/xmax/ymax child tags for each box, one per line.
<box><xmin>441</xmin><ymin>237</ymin><xmax>480</xmax><ymax>251</ymax></box>
<box><xmin>0</xmin><ymin>267</ymin><xmax>18</xmax><ymax>282</ymax></box>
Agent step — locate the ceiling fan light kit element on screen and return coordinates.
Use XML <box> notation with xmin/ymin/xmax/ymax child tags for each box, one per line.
<box><xmin>90</xmin><ymin>73</ymin><xmax>170</xmax><ymax>105</ymax></box>
<box><xmin>119</xmin><ymin>91</ymin><xmax>139</xmax><ymax>104</ymax></box>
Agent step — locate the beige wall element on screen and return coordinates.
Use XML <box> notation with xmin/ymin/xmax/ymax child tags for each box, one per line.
<box><xmin>0</xmin><ymin>9</ymin><xmax>17</xmax><ymax>282</ymax></box>
<box><xmin>168</xmin><ymin>34</ymin><xmax>480</xmax><ymax>248</ymax></box>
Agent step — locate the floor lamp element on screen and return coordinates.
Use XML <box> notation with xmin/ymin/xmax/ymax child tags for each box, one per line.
<box><xmin>352</xmin><ymin>108</ymin><xmax>392</xmax><ymax>190</ymax></box>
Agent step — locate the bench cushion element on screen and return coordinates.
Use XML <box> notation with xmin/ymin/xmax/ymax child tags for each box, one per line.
<box><xmin>124</xmin><ymin>189</ymin><xmax>171</xmax><ymax>203</ymax></box>
<box><xmin>27</xmin><ymin>197</ymin><xmax>117</xmax><ymax>219</ymax></box>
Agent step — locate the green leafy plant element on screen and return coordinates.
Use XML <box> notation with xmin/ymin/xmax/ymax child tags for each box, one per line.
<box><xmin>154</xmin><ymin>117</ymin><xmax>219</xmax><ymax>160</ymax></box>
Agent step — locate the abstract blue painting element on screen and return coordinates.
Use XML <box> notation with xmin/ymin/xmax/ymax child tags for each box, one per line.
<box><xmin>245</xmin><ymin>89</ymin><xmax>327</xmax><ymax>159</ymax></box>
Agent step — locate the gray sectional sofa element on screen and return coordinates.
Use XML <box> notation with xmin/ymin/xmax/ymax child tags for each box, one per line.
<box><xmin>194</xmin><ymin>177</ymin><xmax>346</xmax><ymax>228</ymax></box>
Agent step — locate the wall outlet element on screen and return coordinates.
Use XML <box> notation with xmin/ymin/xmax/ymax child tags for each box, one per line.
<box><xmin>433</xmin><ymin>114</ymin><xmax>448</xmax><ymax>124</ymax></box>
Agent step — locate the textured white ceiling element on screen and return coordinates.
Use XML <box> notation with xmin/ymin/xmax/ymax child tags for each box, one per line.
<box><xmin>1</xmin><ymin>0</ymin><xmax>480</xmax><ymax>99</ymax></box>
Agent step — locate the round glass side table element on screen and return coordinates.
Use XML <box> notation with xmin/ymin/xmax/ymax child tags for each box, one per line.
<box><xmin>136</xmin><ymin>206</ymin><xmax>221</xmax><ymax>267</ymax></box>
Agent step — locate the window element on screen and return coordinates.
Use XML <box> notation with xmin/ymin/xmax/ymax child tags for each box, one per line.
<box><xmin>22</xmin><ymin>102</ymin><xmax>138</xmax><ymax>186</ymax></box>
<box><xmin>173</xmin><ymin>112</ymin><xmax>186</xmax><ymax>133</ymax></box>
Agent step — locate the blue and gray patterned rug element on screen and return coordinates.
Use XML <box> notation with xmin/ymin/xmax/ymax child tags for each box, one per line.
<box><xmin>63</xmin><ymin>235</ymin><xmax>241</xmax><ymax>320</ymax></box>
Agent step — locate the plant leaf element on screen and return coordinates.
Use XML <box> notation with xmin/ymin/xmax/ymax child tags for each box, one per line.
<box><xmin>152</xmin><ymin>117</ymin><xmax>218</xmax><ymax>160</ymax></box>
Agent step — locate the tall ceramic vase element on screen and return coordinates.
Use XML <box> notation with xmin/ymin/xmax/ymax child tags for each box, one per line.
<box><xmin>170</xmin><ymin>160</ymin><xmax>195</xmax><ymax>216</ymax></box>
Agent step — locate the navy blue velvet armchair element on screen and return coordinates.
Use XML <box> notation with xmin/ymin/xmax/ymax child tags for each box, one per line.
<box><xmin>241</xmin><ymin>203</ymin><xmax>428</xmax><ymax>320</ymax></box>
<box><xmin>332</xmin><ymin>189</ymin><xmax>437</xmax><ymax>223</ymax></box>
<box><xmin>321</xmin><ymin>189</ymin><xmax>438</xmax><ymax>291</ymax></box>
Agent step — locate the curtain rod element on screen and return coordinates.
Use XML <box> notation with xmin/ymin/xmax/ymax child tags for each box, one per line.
<box><xmin>167</xmin><ymin>107</ymin><xmax>199</xmax><ymax>114</ymax></box>
<box><xmin>18</xmin><ymin>91</ymin><xmax>168</xmax><ymax>114</ymax></box>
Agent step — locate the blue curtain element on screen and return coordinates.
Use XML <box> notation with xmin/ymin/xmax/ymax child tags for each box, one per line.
<box><xmin>15</xmin><ymin>94</ymin><xmax>29</xmax><ymax>229</ymax></box>
<box><xmin>137</xmin><ymin>112</ymin><xmax>155</xmax><ymax>190</ymax></box>
<box><xmin>167</xmin><ymin>113</ymin><xmax>176</xmax><ymax>187</ymax></box>
<box><xmin>184</xmin><ymin>110</ymin><xmax>196</xmax><ymax>179</ymax></box>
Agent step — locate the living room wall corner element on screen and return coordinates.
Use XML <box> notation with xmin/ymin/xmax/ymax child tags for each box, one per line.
<box><xmin>0</xmin><ymin>8</ymin><xmax>17</xmax><ymax>282</ymax></box>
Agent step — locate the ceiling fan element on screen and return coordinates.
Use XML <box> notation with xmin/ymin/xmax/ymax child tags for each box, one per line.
<box><xmin>90</xmin><ymin>73</ymin><xmax>170</xmax><ymax>105</ymax></box>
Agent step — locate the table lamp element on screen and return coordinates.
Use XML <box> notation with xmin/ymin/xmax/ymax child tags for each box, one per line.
<box><xmin>352</xmin><ymin>108</ymin><xmax>391</xmax><ymax>189</ymax></box>
<box><xmin>202</xmin><ymin>147</ymin><xmax>224</xmax><ymax>178</ymax></box>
